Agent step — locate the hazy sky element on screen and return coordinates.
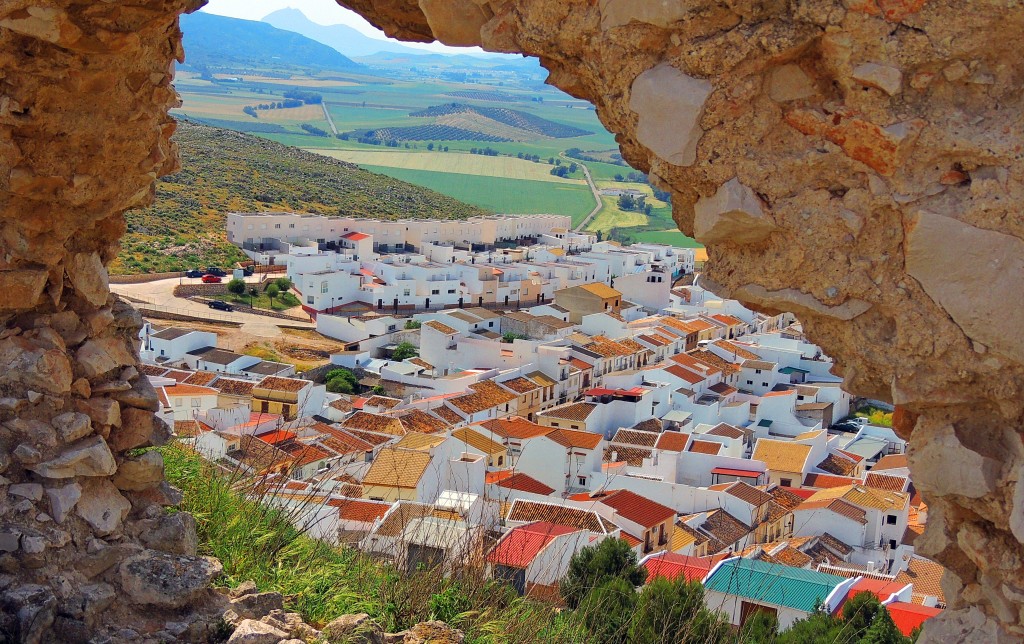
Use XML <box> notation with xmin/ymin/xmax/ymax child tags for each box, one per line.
<box><xmin>200</xmin><ymin>0</ymin><xmax>485</xmax><ymax>54</ymax></box>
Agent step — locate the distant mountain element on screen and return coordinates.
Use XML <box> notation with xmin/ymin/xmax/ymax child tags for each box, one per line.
<box><xmin>263</xmin><ymin>8</ymin><xmax>428</xmax><ymax>58</ymax></box>
<box><xmin>181</xmin><ymin>12</ymin><xmax>363</xmax><ymax>72</ymax></box>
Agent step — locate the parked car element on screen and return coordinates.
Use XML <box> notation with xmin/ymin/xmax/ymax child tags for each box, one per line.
<box><xmin>208</xmin><ymin>300</ymin><xmax>233</xmax><ymax>312</ymax></box>
<box><xmin>201</xmin><ymin>274</ymin><xmax>222</xmax><ymax>284</ymax></box>
<box><xmin>242</xmin><ymin>265</ymin><xmax>255</xmax><ymax>276</ymax></box>
<box><xmin>184</xmin><ymin>269</ymin><xmax>204</xmax><ymax>279</ymax></box>
<box><xmin>205</xmin><ymin>266</ymin><xmax>227</xmax><ymax>277</ymax></box>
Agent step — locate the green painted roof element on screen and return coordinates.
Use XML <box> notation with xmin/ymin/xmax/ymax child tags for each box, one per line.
<box><xmin>703</xmin><ymin>558</ymin><xmax>845</xmax><ymax>612</ymax></box>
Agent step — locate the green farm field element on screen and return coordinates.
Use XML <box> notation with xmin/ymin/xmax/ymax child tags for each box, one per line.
<box><xmin>360</xmin><ymin>165</ymin><xmax>596</xmax><ymax>216</ymax></box>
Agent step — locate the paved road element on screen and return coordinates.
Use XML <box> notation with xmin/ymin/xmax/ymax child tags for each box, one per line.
<box><xmin>321</xmin><ymin>102</ymin><xmax>338</xmax><ymax>136</ymax></box>
<box><xmin>112</xmin><ymin>277</ymin><xmax>314</xmax><ymax>338</ymax></box>
<box><xmin>569</xmin><ymin>156</ymin><xmax>603</xmax><ymax>232</ymax></box>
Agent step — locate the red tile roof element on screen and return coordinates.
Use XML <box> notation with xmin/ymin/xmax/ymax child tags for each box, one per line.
<box><xmin>655</xmin><ymin>432</ymin><xmax>690</xmax><ymax>452</ymax></box>
<box><xmin>688</xmin><ymin>439</ymin><xmax>722</xmax><ymax>455</ymax></box>
<box><xmin>886</xmin><ymin>602</ymin><xmax>942</xmax><ymax>636</ymax></box>
<box><xmin>665</xmin><ymin>365</ymin><xmax>706</xmax><ymax>385</ymax></box>
<box><xmin>546</xmin><ymin>428</ymin><xmax>603</xmax><ymax>450</ymax></box>
<box><xmin>329</xmin><ymin>497</ymin><xmax>391</xmax><ymax>523</ymax></box>
<box><xmin>479</xmin><ymin>417</ymin><xmax>552</xmax><ymax>440</ymax></box>
<box><xmin>865</xmin><ymin>472</ymin><xmax>908</xmax><ymax>492</ymax></box>
<box><xmin>486</xmin><ymin>522</ymin><xmax>581</xmax><ymax>568</ymax></box>
<box><xmin>599</xmin><ymin>489</ymin><xmax>676</xmax><ymax>528</ymax></box>
<box><xmin>496</xmin><ymin>472</ymin><xmax>556</xmax><ymax>496</ymax></box>
<box><xmin>257</xmin><ymin>430</ymin><xmax>298</xmax><ymax>445</ymax></box>
<box><xmin>803</xmin><ymin>473</ymin><xmax>859</xmax><ymax>489</ymax></box>
<box><xmin>642</xmin><ymin>552</ymin><xmax>716</xmax><ymax>584</ymax></box>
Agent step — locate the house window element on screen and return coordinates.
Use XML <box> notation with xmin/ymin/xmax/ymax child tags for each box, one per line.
<box><xmin>488</xmin><ymin>321</ymin><xmax>494</xmax><ymax>327</ymax></box>
<box><xmin>747</xmin><ymin>380</ymin><xmax>753</xmax><ymax>385</ymax></box>
<box><xmin>448</xmin><ymin>289</ymin><xmax>456</xmax><ymax>294</ymax></box>
<box><xmin>571</xmin><ymin>424</ymin><xmax>579</xmax><ymax>430</ymax></box>
<box><xmin>497</xmin><ymin>455</ymin><xmax>504</xmax><ymax>466</ymax></box>
<box><xmin>886</xmin><ymin>515</ymin><xmax>898</xmax><ymax>525</ymax></box>
<box><xmin>762</xmin><ymin>382</ymin><xmax>769</xmax><ymax>387</ymax></box>
<box><xmin>578</xmin><ymin>476</ymin><xmax>587</xmax><ymax>486</ymax></box>
<box><xmin>432</xmin><ymin>289</ymin><xmax>440</xmax><ymax>295</ymax></box>
<box><xmin>288</xmin><ymin>223</ymin><xmax>295</xmax><ymax>228</ymax></box>
<box><xmin>550</xmin><ymin>421</ymin><xmax>559</xmax><ymax>427</ymax></box>
<box><xmin>174</xmin><ymin>398</ymin><xmax>182</xmax><ymax>407</ymax></box>
<box><xmin>321</xmin><ymin>281</ymin><xmax>328</xmax><ymax>293</ymax></box>
<box><xmin>274</xmin><ymin>223</ymin><xmax>281</xmax><ymax>229</ymax></box>
<box><xmin>755</xmin><ymin>369</ymin><xmax>762</xmax><ymax>374</ymax></box>
<box><xmin>190</xmin><ymin>398</ymin><xmax>201</xmax><ymax>408</ymax></box>
<box><xmin>889</xmin><ymin>539</ymin><xmax>897</xmax><ymax>550</ymax></box>
<box><xmin>780</xmin><ymin>478</ymin><xmax>792</xmax><ymax>487</ymax></box>
<box><xmin>403</xmin><ymin>289</ymin><xmax>411</xmax><ymax>297</ymax></box>
<box><xmin>307</xmin><ymin>296</ymin><xmax>314</xmax><ymax>305</ymax></box>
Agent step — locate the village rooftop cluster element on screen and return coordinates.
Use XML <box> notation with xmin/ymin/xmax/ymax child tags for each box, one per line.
<box><xmin>136</xmin><ymin>213</ymin><xmax>939</xmax><ymax>635</ymax></box>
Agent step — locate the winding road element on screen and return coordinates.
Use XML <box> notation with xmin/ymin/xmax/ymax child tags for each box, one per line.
<box><xmin>567</xmin><ymin>155</ymin><xmax>603</xmax><ymax>232</ymax></box>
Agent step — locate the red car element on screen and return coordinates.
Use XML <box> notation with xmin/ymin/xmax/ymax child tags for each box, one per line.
<box><xmin>201</xmin><ymin>274</ymin><xmax>222</xmax><ymax>283</ymax></box>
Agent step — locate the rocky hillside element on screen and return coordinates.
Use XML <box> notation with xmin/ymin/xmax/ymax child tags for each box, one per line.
<box><xmin>115</xmin><ymin>121</ymin><xmax>489</xmax><ymax>274</ymax></box>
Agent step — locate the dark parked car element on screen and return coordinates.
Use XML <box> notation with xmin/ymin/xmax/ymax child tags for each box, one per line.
<box><xmin>242</xmin><ymin>265</ymin><xmax>255</xmax><ymax>276</ymax></box>
<box><xmin>201</xmin><ymin>274</ymin><xmax>222</xmax><ymax>284</ymax></box>
<box><xmin>205</xmin><ymin>266</ymin><xmax>227</xmax><ymax>277</ymax></box>
<box><xmin>208</xmin><ymin>300</ymin><xmax>233</xmax><ymax>312</ymax></box>
<box><xmin>184</xmin><ymin>269</ymin><xmax>203</xmax><ymax>278</ymax></box>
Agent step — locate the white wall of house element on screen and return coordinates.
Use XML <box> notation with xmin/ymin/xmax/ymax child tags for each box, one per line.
<box><xmin>703</xmin><ymin>591</ymin><xmax>814</xmax><ymax>631</ymax></box>
<box><xmin>527</xmin><ymin>530</ymin><xmax>592</xmax><ymax>586</ymax></box>
<box><xmin>615</xmin><ymin>271</ymin><xmax>671</xmax><ymax>312</ymax></box>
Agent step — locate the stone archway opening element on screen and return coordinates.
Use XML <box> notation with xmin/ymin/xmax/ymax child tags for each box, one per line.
<box><xmin>1</xmin><ymin>0</ymin><xmax>1022</xmax><ymax>641</ymax></box>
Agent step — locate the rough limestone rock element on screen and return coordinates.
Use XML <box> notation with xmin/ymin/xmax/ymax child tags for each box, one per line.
<box><xmin>28</xmin><ymin>435</ymin><xmax>117</xmax><ymax>479</ymax></box>
<box><xmin>692</xmin><ymin>178</ymin><xmax>776</xmax><ymax>245</ymax></box>
<box><xmin>628</xmin><ymin>63</ymin><xmax>711</xmax><ymax>167</ymax></box>
<box><xmin>323</xmin><ymin>612</ymin><xmax>384</xmax><ymax>644</ymax></box>
<box><xmin>45</xmin><ymin>482</ymin><xmax>82</xmax><ymax>523</ymax></box>
<box><xmin>228</xmin><ymin>591</ymin><xmax>285</xmax><ymax>621</ymax></box>
<box><xmin>118</xmin><ymin>550</ymin><xmax>223</xmax><ymax>609</ymax></box>
<box><xmin>227</xmin><ymin>619</ymin><xmax>289</xmax><ymax>644</ymax></box>
<box><xmin>385</xmin><ymin>620</ymin><xmax>465</xmax><ymax>643</ymax></box>
<box><xmin>111</xmin><ymin>450</ymin><xmax>165</xmax><ymax>491</ymax></box>
<box><xmin>75</xmin><ymin>479</ymin><xmax>131</xmax><ymax>536</ymax></box>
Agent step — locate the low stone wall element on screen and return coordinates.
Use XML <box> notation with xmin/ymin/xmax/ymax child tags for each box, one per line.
<box><xmin>173</xmin><ymin>283</ymin><xmax>230</xmax><ymax>298</ymax></box>
<box><xmin>137</xmin><ymin>308</ymin><xmax>242</xmax><ymax>327</ymax></box>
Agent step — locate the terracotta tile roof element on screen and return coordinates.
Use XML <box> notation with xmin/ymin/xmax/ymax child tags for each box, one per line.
<box><xmin>599</xmin><ymin>490</ymin><xmax>675</xmax><ymax>528</ymax></box>
<box><xmin>215</xmin><ymin>378</ymin><xmax>255</xmax><ymax>397</ymax></box>
<box><xmin>546</xmin><ymin>428</ymin><xmax>603</xmax><ymax>450</ymax></box>
<box><xmin>902</xmin><ymin>524</ymin><xmax>925</xmax><ymax>546</ymax></box>
<box><xmin>487</xmin><ymin>521</ymin><xmax>580</xmax><ymax>568</ymax></box>
<box><xmin>362</xmin><ymin>448</ymin><xmax>432</xmax><ymax>489</ymax></box>
<box><xmin>632</xmin><ymin>418</ymin><xmax>663</xmax><ymax>433</ymax></box>
<box><xmin>766</xmin><ymin>545</ymin><xmax>813</xmax><ymax>568</ymax></box>
<box><xmin>424</xmin><ymin>320</ymin><xmax>458</xmax><ymax>335</ymax></box>
<box><xmin>343</xmin><ymin>428</ymin><xmax>395</xmax><ymax>447</ymax></box>
<box><xmin>725</xmin><ymin>482</ymin><xmax>774</xmax><ymax>507</ymax></box>
<box><xmin>700</xmin><ymin>509</ymin><xmax>752</xmax><ymax>552</ymax></box>
<box><xmin>448</xmin><ymin>380</ymin><xmax>517</xmax><ymax>415</ymax></box>
<box><xmin>409</xmin><ymin>357</ymin><xmax>434</xmax><ymax>370</ymax></box>
<box><xmin>330</xmin><ymin>497</ymin><xmax>391</xmax><ymax>523</ymax></box>
<box><xmin>665</xmin><ymin>365</ymin><xmax>705</xmax><ymax>385</ymax></box>
<box><xmin>161</xmin><ymin>369</ymin><xmax>193</xmax><ymax>382</ymax></box>
<box><xmin>794</xmin><ymin>429</ymin><xmax>825</xmax><ymax>441</ymax></box>
<box><xmin>655</xmin><ymin>432</ymin><xmax>690</xmax><ymax>452</ymax></box>
<box><xmin>769</xmin><ymin>486</ymin><xmax>806</xmax><ymax>511</ymax></box>
<box><xmin>706</xmin><ymin>423</ymin><xmax>745</xmax><ymax>439</ymax></box>
<box><xmin>507</xmin><ymin>499</ymin><xmax>614</xmax><ymax>534</ymax></box>
<box><xmin>568</xmin><ymin>357</ymin><xmax>593</xmax><ymax>371</ymax></box>
<box><xmin>234</xmin><ymin>435</ymin><xmax>292</xmax><ymax>474</ymax></box>
<box><xmin>689</xmin><ymin>350</ymin><xmax>742</xmax><ymax>374</ymax></box>
<box><xmin>394</xmin><ymin>432</ymin><xmax>447</xmax><ymax>452</ymax></box>
<box><xmin>660</xmin><ymin>317</ymin><xmax>700</xmax><ymax>334</ymax></box>
<box><xmin>603</xmin><ymin>445</ymin><xmax>652</xmax><ymax>467</ymax></box>
<box><xmin>256</xmin><ymin>376</ymin><xmax>308</xmax><ymax>393</ymax></box>
<box><xmin>838</xmin><ymin>449</ymin><xmax>865</xmax><ymax>463</ymax></box>
<box><xmin>688</xmin><ymin>439</ymin><xmax>722</xmax><ymax>455</ymax></box>
<box><xmin>162</xmin><ymin>383</ymin><xmax>220</xmax><ymax>397</ymax></box>
<box><xmin>183</xmin><ymin>371</ymin><xmax>218</xmax><ymax>386</ymax></box>
<box><xmin>678</xmin><ymin>520</ymin><xmax>710</xmax><ymax>547</ymax></box>
<box><xmin>526</xmin><ymin>371</ymin><xmax>558</xmax><ymax>387</ymax></box>
<box><xmin>578</xmin><ymin>282</ymin><xmax>622</xmax><ymax>298</ymax></box>
<box><xmin>762</xmin><ymin>389</ymin><xmax>796</xmax><ymax>398</ymax></box>
<box><xmin>795</xmin><ymin>498</ymin><xmax>868</xmax><ymax>524</ymax></box>
<box><xmin>713</xmin><ymin>340</ymin><xmax>761</xmax><ymax>361</ymax></box>
<box><xmin>433</xmin><ymin>405</ymin><xmax>464</xmax><ymax>425</ymax></box>
<box><xmin>643</xmin><ymin>552</ymin><xmax>716</xmax><ymax>584</ymax></box>
<box><xmin>886</xmin><ymin>602</ymin><xmax>943</xmax><ymax>637</ymax></box>
<box><xmin>495</xmin><ymin>472</ymin><xmax>555</xmax><ymax>496</ymax></box>
<box><xmin>139</xmin><ymin>364</ymin><xmax>169</xmax><ymax>377</ymax></box>
<box><xmin>803</xmin><ymin>473</ymin><xmax>859</xmax><ymax>489</ymax></box>
<box><xmin>894</xmin><ymin>557</ymin><xmax>946</xmax><ymax>604</ymax></box>
<box><xmin>871</xmin><ymin>454</ymin><xmax>909</xmax><ymax>471</ymax></box>
<box><xmin>397</xmin><ymin>409</ymin><xmax>450</xmax><ymax>434</ymax></box>
<box><xmin>743</xmin><ymin>359</ymin><xmax>778</xmax><ymax>371</ymax></box>
<box><xmin>617</xmin><ymin>338</ymin><xmax>646</xmax><ymax>353</ymax></box>
<box><xmin>708</xmin><ymin>382</ymin><xmax>738</xmax><ymax>396</ymax></box>
<box><xmin>276</xmin><ymin>440</ymin><xmax>333</xmax><ymax>468</ymax></box>
<box><xmin>586</xmin><ymin>336</ymin><xmax>636</xmax><ymax>358</ymax></box>
<box><xmin>670</xmin><ymin>352</ymin><xmax>721</xmax><ymax>376</ymax></box>
<box><xmin>610</xmin><ymin>428</ymin><xmax>659</xmax><ymax>448</ymax></box>
<box><xmin>540</xmin><ymin>402</ymin><xmax>597</xmax><ymax>422</ymax></box>
<box><xmin>817</xmin><ymin>452</ymin><xmax>859</xmax><ymax>476</ymax></box>
<box><xmin>479</xmin><ymin>417</ymin><xmax>552</xmax><ymax>440</ymax></box>
<box><xmin>865</xmin><ymin>472</ymin><xmax>908</xmax><ymax>492</ymax></box>
<box><xmin>620</xmin><ymin>532</ymin><xmax>643</xmax><ymax>548</ymax></box>
<box><xmin>817</xmin><ymin>532</ymin><xmax>854</xmax><ymax>555</ymax></box>
<box><xmin>364</xmin><ymin>395</ymin><xmax>401</xmax><ymax>410</ymax></box>
<box><xmin>752</xmin><ymin>438</ymin><xmax>812</xmax><ymax>473</ymax></box>
<box><xmin>808</xmin><ymin>484</ymin><xmax>909</xmax><ymax>512</ymax></box>
<box><xmin>711</xmin><ymin>314</ymin><xmax>745</xmax><ymax>326</ymax></box>
<box><xmin>342</xmin><ymin>411</ymin><xmax>405</xmax><ymax>436</ymax></box>
<box><xmin>451</xmin><ymin>427</ymin><xmax>507</xmax><ymax>455</ymax></box>
<box><xmin>173</xmin><ymin>419</ymin><xmax>214</xmax><ymax>438</ymax></box>
<box><xmin>257</xmin><ymin>430</ymin><xmax>297</xmax><ymax>445</ymax></box>
<box><xmin>501</xmin><ymin>377</ymin><xmax>540</xmax><ymax>394</ymax></box>
<box><xmin>373</xmin><ymin>502</ymin><xmax>433</xmax><ymax>537</ymax></box>
<box><xmin>315</xmin><ymin>425</ymin><xmax>373</xmax><ymax>454</ymax></box>
<box><xmin>637</xmin><ymin>334</ymin><xmax>668</xmax><ymax>347</ymax></box>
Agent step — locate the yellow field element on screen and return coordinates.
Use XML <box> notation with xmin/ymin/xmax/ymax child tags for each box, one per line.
<box><xmin>236</xmin><ymin>75</ymin><xmax>358</xmax><ymax>87</ymax></box>
<box><xmin>176</xmin><ymin>93</ymin><xmax>255</xmax><ymax>117</ymax></box>
<box><xmin>586</xmin><ymin>196</ymin><xmax>649</xmax><ymax>234</ymax></box>
<box><xmin>307</xmin><ymin>148</ymin><xmax>589</xmax><ymax>184</ymax></box>
<box><xmin>594</xmin><ymin>180</ymin><xmax>670</xmax><ymax>208</ymax></box>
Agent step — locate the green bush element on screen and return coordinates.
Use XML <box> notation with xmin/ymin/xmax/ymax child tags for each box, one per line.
<box><xmin>227</xmin><ymin>278</ymin><xmax>246</xmax><ymax>294</ymax></box>
<box><xmin>561</xmin><ymin>537</ymin><xmax>646</xmax><ymax>609</ymax></box>
<box><xmin>392</xmin><ymin>342</ymin><xmax>418</xmax><ymax>361</ymax></box>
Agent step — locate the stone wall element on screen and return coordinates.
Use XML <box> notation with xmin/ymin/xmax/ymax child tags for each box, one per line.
<box><xmin>332</xmin><ymin>1</ymin><xmax>1024</xmax><ymax>640</ymax></box>
<box><xmin>1</xmin><ymin>0</ymin><xmax>1022</xmax><ymax>641</ymax></box>
<box><xmin>0</xmin><ymin>1</ymin><xmax>225</xmax><ymax>641</ymax></box>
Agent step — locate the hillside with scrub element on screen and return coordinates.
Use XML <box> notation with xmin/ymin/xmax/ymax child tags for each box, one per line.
<box><xmin>114</xmin><ymin>120</ymin><xmax>489</xmax><ymax>274</ymax></box>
